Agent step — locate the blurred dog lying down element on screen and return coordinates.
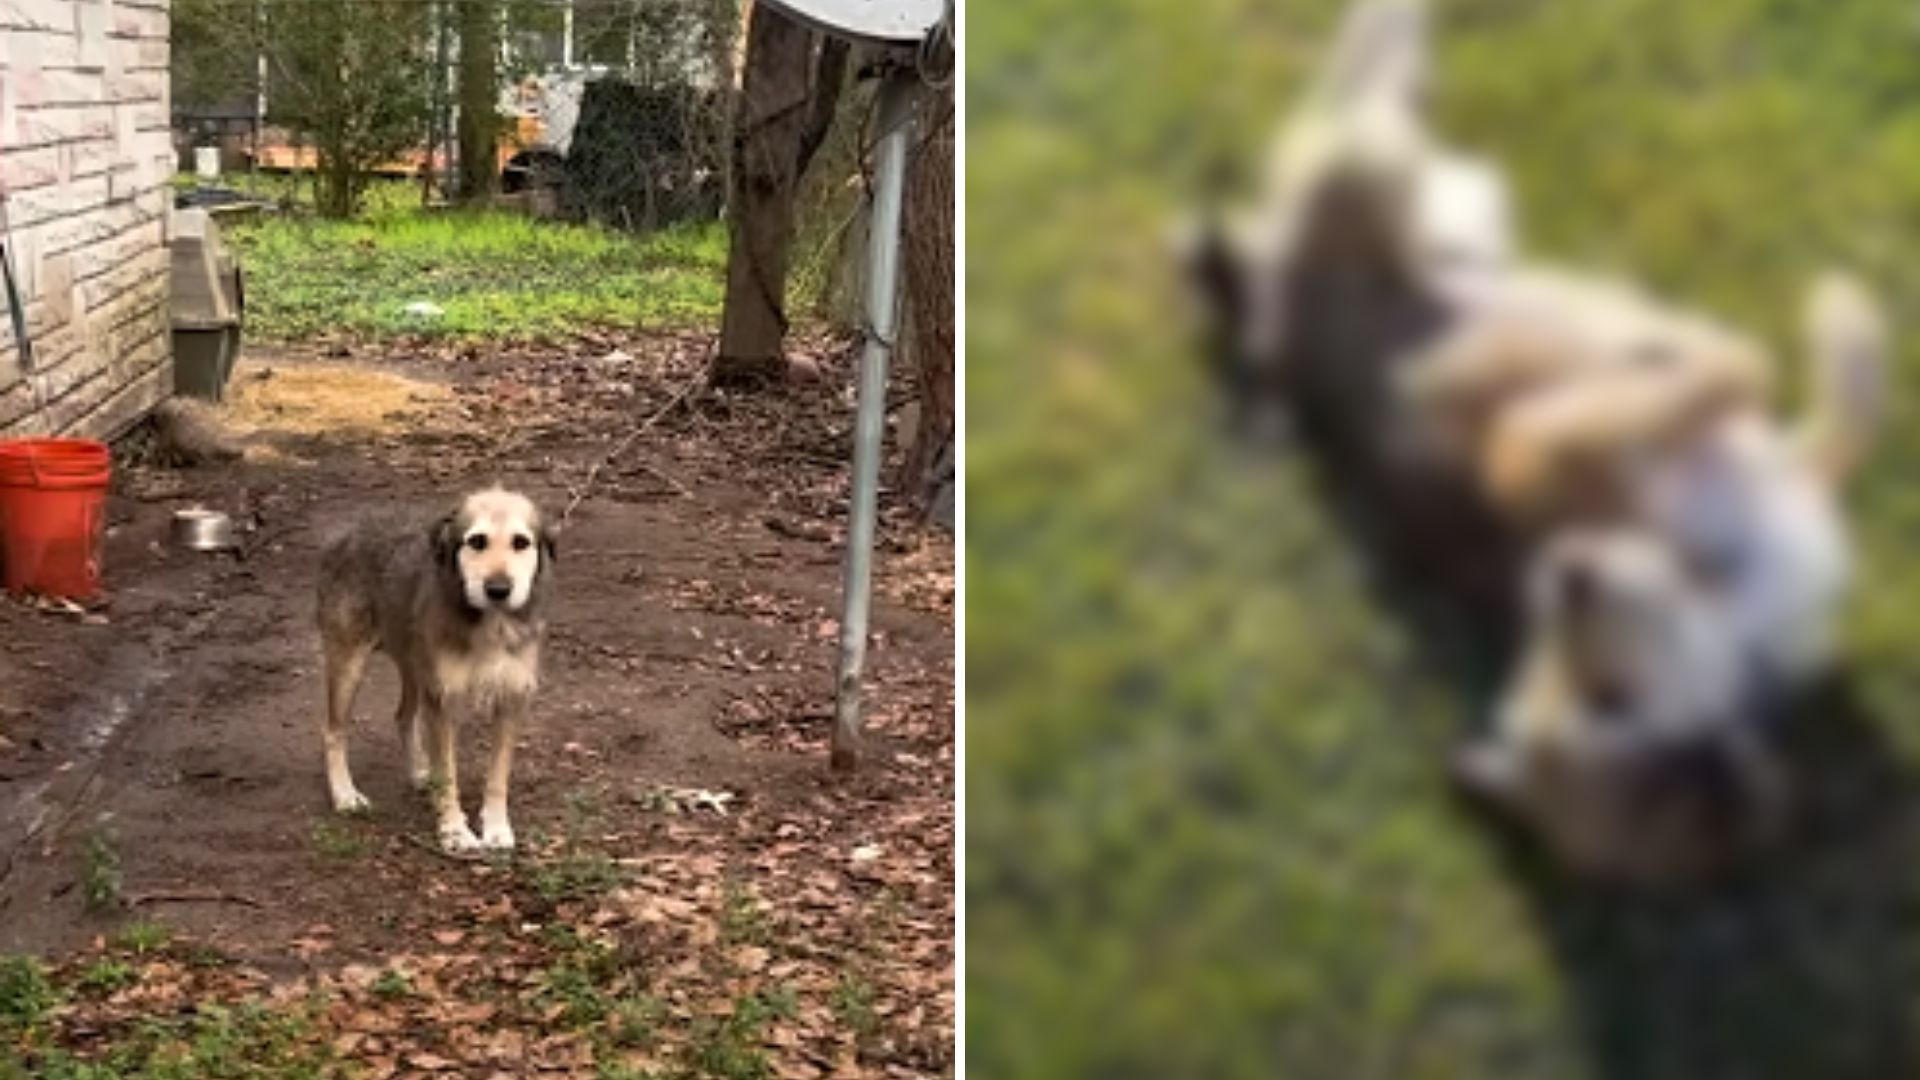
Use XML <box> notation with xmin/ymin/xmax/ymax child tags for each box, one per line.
<box><xmin>1183</xmin><ymin>0</ymin><xmax>1889</xmax><ymax>884</ymax></box>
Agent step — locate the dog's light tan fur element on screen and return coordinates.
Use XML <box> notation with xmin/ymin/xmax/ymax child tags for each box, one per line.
<box><xmin>1399</xmin><ymin>271</ymin><xmax>1776</xmax><ymax>518</ymax></box>
<box><xmin>315</xmin><ymin>486</ymin><xmax>554</xmax><ymax>852</ymax></box>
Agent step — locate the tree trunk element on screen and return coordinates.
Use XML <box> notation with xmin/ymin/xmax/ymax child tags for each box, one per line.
<box><xmin>455</xmin><ymin>0</ymin><xmax>498</xmax><ymax>203</ymax></box>
<box><xmin>318</xmin><ymin>148</ymin><xmax>356</xmax><ymax>218</ymax></box>
<box><xmin>714</xmin><ymin>4</ymin><xmax>848</xmax><ymax>387</ymax></box>
<box><xmin>902</xmin><ymin>90</ymin><xmax>954</xmax><ymax>526</ymax></box>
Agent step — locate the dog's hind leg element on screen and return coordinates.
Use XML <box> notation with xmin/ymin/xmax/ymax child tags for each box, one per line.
<box><xmin>1797</xmin><ymin>271</ymin><xmax>1888</xmax><ymax>485</ymax></box>
<box><xmin>479</xmin><ymin>695</ymin><xmax>525</xmax><ymax>851</ymax></box>
<box><xmin>394</xmin><ymin>672</ymin><xmax>429</xmax><ymax>791</ymax></box>
<box><xmin>322</xmin><ymin>641</ymin><xmax>374</xmax><ymax>814</ymax></box>
<box><xmin>422</xmin><ymin>694</ymin><xmax>481</xmax><ymax>852</ymax></box>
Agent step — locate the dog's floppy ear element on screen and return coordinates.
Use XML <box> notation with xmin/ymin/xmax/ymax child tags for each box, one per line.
<box><xmin>1174</xmin><ymin>214</ymin><xmax>1243</xmax><ymax>324</ymax></box>
<box><xmin>430</xmin><ymin>509</ymin><xmax>462</xmax><ymax>568</ymax></box>
<box><xmin>540</xmin><ymin>520</ymin><xmax>559</xmax><ymax>566</ymax></box>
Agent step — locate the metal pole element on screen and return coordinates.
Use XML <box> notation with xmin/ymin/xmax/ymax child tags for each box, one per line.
<box><xmin>252</xmin><ymin>0</ymin><xmax>266</xmax><ymax>186</ymax></box>
<box><xmin>424</xmin><ymin>0</ymin><xmax>441</xmax><ymax>207</ymax></box>
<box><xmin>831</xmin><ymin>65</ymin><xmax>916</xmax><ymax>772</ymax></box>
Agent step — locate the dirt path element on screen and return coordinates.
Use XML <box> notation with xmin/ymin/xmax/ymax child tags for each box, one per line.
<box><xmin>0</xmin><ymin>335</ymin><xmax>954</xmax><ymax>1077</ymax></box>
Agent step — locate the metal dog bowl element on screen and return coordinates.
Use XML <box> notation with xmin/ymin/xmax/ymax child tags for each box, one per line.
<box><xmin>171</xmin><ymin>507</ymin><xmax>235</xmax><ymax>551</ymax></box>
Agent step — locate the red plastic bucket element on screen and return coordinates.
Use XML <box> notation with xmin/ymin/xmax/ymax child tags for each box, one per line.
<box><xmin>0</xmin><ymin>438</ymin><xmax>111</xmax><ymax>600</ymax></box>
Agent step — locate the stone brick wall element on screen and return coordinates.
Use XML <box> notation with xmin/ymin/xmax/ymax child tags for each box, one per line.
<box><xmin>0</xmin><ymin>0</ymin><xmax>173</xmax><ymax>438</ymax></box>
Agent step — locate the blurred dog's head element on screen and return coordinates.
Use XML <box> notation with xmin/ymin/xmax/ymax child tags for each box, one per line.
<box><xmin>1456</xmin><ymin>527</ymin><xmax>1788</xmax><ymax>885</ymax></box>
<box><xmin>1518</xmin><ymin>528</ymin><xmax>1742</xmax><ymax>733</ymax></box>
<box><xmin>434</xmin><ymin>487</ymin><xmax>556</xmax><ymax>615</ymax></box>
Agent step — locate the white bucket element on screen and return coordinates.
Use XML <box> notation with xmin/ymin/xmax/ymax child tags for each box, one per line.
<box><xmin>194</xmin><ymin>146</ymin><xmax>220</xmax><ymax>180</ymax></box>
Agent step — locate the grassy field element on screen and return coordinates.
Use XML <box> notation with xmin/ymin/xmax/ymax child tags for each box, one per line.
<box><xmin>180</xmin><ymin>175</ymin><xmax>730</xmax><ymax>342</ymax></box>
<box><xmin>966</xmin><ymin>2</ymin><xmax>1920</xmax><ymax>1078</ymax></box>
<box><xmin>230</xmin><ymin>210</ymin><xmax>727</xmax><ymax>342</ymax></box>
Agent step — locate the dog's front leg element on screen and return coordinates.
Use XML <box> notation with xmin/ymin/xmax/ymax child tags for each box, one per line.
<box><xmin>322</xmin><ymin>643</ymin><xmax>373</xmax><ymax>814</ymax></box>
<box><xmin>396</xmin><ymin>672</ymin><xmax>429</xmax><ymax>791</ymax></box>
<box><xmin>479</xmin><ymin>694</ymin><xmax>525</xmax><ymax>850</ymax></box>
<box><xmin>1480</xmin><ymin>370</ymin><xmax>1741</xmax><ymax>518</ymax></box>
<box><xmin>423</xmin><ymin>693</ymin><xmax>480</xmax><ymax>852</ymax></box>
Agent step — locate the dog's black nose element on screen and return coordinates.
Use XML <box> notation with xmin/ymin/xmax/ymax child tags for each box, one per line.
<box><xmin>483</xmin><ymin>576</ymin><xmax>513</xmax><ymax>602</ymax></box>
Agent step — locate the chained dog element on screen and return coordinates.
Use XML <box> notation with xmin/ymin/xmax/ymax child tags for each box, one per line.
<box><xmin>315</xmin><ymin>487</ymin><xmax>555</xmax><ymax>852</ymax></box>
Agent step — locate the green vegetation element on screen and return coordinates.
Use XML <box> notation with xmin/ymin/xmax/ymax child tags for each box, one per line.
<box><xmin>368</xmin><ymin>969</ymin><xmax>412</xmax><ymax>1002</ymax></box>
<box><xmin>307</xmin><ymin>819</ymin><xmax>368</xmax><ymax>861</ymax></box>
<box><xmin>830</xmin><ymin>973</ymin><xmax>880</xmax><ymax>1051</ymax></box>
<box><xmin>526</xmin><ymin>791</ymin><xmax>628</xmax><ymax>904</ymax></box>
<box><xmin>718</xmin><ymin>882</ymin><xmax>770</xmax><ymax>947</ymax></box>
<box><xmin>683</xmin><ymin>989</ymin><xmax>797</xmax><ymax>1080</ymax></box>
<box><xmin>222</xmin><ymin>196</ymin><xmax>728</xmax><ymax>342</ymax></box>
<box><xmin>968</xmin><ymin>1</ymin><xmax>1920</xmax><ymax>1078</ymax></box>
<box><xmin>528</xmin><ymin>929</ymin><xmax>663</xmax><ymax>1067</ymax></box>
<box><xmin>0</xmin><ymin>955</ymin><xmax>57</xmax><ymax>1038</ymax></box>
<box><xmin>76</xmin><ymin>960</ymin><xmax>137</xmax><ymax>997</ymax></box>
<box><xmin>607</xmin><ymin>992</ymin><xmax>667</xmax><ymax>1050</ymax></box>
<box><xmin>0</xmin><ymin>1001</ymin><xmax>336</xmax><ymax>1080</ymax></box>
<box><xmin>534</xmin><ymin>929</ymin><xmax>620</xmax><ymax>1028</ymax></box>
<box><xmin>80</xmin><ymin>828</ymin><xmax>122</xmax><ymax>913</ymax></box>
<box><xmin>111</xmin><ymin>923</ymin><xmax>171</xmax><ymax>957</ymax></box>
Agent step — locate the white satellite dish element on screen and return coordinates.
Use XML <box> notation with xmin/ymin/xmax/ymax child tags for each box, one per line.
<box><xmin>756</xmin><ymin>0</ymin><xmax>945</xmax><ymax>44</ymax></box>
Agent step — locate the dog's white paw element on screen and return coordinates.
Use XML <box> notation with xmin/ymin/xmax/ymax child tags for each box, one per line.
<box><xmin>479</xmin><ymin>818</ymin><xmax>515</xmax><ymax>851</ymax></box>
<box><xmin>409</xmin><ymin>765</ymin><xmax>432</xmax><ymax>792</ymax></box>
<box><xmin>438</xmin><ymin>819</ymin><xmax>483</xmax><ymax>853</ymax></box>
<box><xmin>331</xmin><ymin>787</ymin><xmax>372</xmax><ymax>815</ymax></box>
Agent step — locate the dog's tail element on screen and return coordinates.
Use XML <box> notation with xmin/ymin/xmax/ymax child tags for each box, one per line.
<box><xmin>1264</xmin><ymin>0</ymin><xmax>1431</xmax><ymax>201</ymax></box>
<box><xmin>1307</xmin><ymin>0</ymin><xmax>1430</xmax><ymax>114</ymax></box>
<box><xmin>1797</xmin><ymin>271</ymin><xmax>1889</xmax><ymax>485</ymax></box>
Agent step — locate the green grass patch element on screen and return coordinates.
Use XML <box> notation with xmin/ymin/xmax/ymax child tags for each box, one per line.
<box><xmin>176</xmin><ymin>171</ymin><xmax>423</xmax><ymax>218</ymax></box>
<box><xmin>607</xmin><ymin>992</ymin><xmax>666</xmax><ymax>1050</ymax></box>
<box><xmin>307</xmin><ymin>819</ymin><xmax>368</xmax><ymax>861</ymax></box>
<box><xmin>718</xmin><ymin>882</ymin><xmax>770</xmax><ymax>948</ymax></box>
<box><xmin>75</xmin><ymin>960</ymin><xmax>137</xmax><ymax>997</ymax></box>
<box><xmin>369</xmin><ymin>970</ymin><xmax>412</xmax><ymax>1002</ymax></box>
<box><xmin>79</xmin><ymin>828</ymin><xmax>122</xmax><ymax>913</ymax></box>
<box><xmin>524</xmin><ymin>790</ymin><xmax>628</xmax><ymax>904</ymax></box>
<box><xmin>528</xmin><ymin>845</ymin><xmax>625</xmax><ymax>906</ymax></box>
<box><xmin>223</xmin><ymin>196</ymin><xmax>727</xmax><ymax>343</ymax></box>
<box><xmin>2</xmin><ymin>949</ymin><xmax>339</xmax><ymax>1079</ymax></box>
<box><xmin>830</xmin><ymin>973</ymin><xmax>880</xmax><ymax>1051</ymax></box>
<box><xmin>0</xmin><ymin>998</ymin><xmax>337</xmax><ymax>1080</ymax></box>
<box><xmin>112</xmin><ymin>922</ymin><xmax>170</xmax><ymax>957</ymax></box>
<box><xmin>0</xmin><ymin>955</ymin><xmax>58</xmax><ymax>1037</ymax></box>
<box><xmin>682</xmin><ymin>989</ymin><xmax>797</xmax><ymax>1080</ymax></box>
<box><xmin>533</xmin><ymin>927</ymin><xmax>620</xmax><ymax>1029</ymax></box>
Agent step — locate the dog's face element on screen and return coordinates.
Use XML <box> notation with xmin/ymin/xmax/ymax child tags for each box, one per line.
<box><xmin>437</xmin><ymin>488</ymin><xmax>553</xmax><ymax>614</ymax></box>
<box><xmin>1514</xmin><ymin>528</ymin><xmax>1742</xmax><ymax>741</ymax></box>
<box><xmin>1460</xmin><ymin>527</ymin><xmax>1789</xmax><ymax>885</ymax></box>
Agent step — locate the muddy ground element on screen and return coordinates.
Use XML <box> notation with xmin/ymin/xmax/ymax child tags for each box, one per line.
<box><xmin>0</xmin><ymin>333</ymin><xmax>954</xmax><ymax>1077</ymax></box>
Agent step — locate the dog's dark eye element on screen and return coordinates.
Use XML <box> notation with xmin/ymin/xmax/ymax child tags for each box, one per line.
<box><xmin>465</xmin><ymin>534</ymin><xmax>488</xmax><ymax>552</ymax></box>
<box><xmin>511</xmin><ymin>535</ymin><xmax>531</xmax><ymax>552</ymax></box>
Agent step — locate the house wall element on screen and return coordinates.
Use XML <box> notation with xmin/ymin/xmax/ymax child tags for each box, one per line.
<box><xmin>0</xmin><ymin>0</ymin><xmax>174</xmax><ymax>438</ymax></box>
